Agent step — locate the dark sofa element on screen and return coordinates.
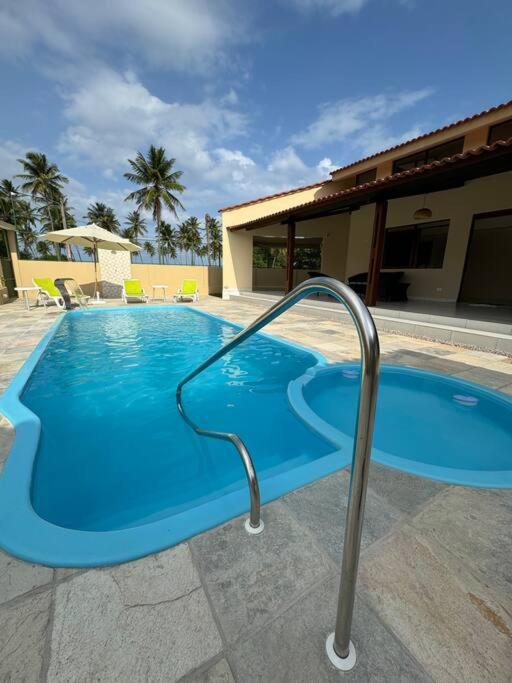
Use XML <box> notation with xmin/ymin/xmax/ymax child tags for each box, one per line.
<box><xmin>347</xmin><ymin>271</ymin><xmax>410</xmax><ymax>302</ymax></box>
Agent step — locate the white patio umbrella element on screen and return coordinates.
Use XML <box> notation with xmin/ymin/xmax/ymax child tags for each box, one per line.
<box><xmin>41</xmin><ymin>223</ymin><xmax>141</xmax><ymax>298</ymax></box>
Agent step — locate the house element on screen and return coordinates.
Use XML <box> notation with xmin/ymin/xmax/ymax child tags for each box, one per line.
<box><xmin>220</xmin><ymin>99</ymin><xmax>512</xmax><ymax>342</ymax></box>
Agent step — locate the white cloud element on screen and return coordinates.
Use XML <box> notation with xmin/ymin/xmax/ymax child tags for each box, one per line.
<box><xmin>316</xmin><ymin>157</ymin><xmax>337</xmax><ymax>175</ymax></box>
<box><xmin>267</xmin><ymin>146</ymin><xmax>308</xmax><ymax>175</ymax></box>
<box><xmin>0</xmin><ymin>0</ymin><xmax>245</xmax><ymax>72</ymax></box>
<box><xmin>284</xmin><ymin>0</ymin><xmax>369</xmax><ymax>15</ymax></box>
<box><xmin>357</xmin><ymin>124</ymin><xmax>424</xmax><ymax>156</ymax></box>
<box><xmin>53</xmin><ymin>68</ymin><xmax>328</xmax><ymax>219</ymax></box>
<box><xmin>292</xmin><ymin>89</ymin><xmax>433</xmax><ymax>149</ymax></box>
<box><xmin>0</xmin><ymin>140</ymin><xmax>33</xmax><ymax>179</ymax></box>
<box><xmin>58</xmin><ymin>68</ymin><xmax>247</xmax><ymax>172</ymax></box>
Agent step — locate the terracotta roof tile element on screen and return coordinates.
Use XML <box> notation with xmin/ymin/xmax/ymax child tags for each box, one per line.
<box><xmin>329</xmin><ymin>99</ymin><xmax>512</xmax><ymax>176</ymax></box>
<box><xmin>220</xmin><ymin>98</ymin><xmax>512</xmax><ymax>217</ymax></box>
<box><xmin>228</xmin><ymin>137</ymin><xmax>512</xmax><ymax>231</ymax></box>
<box><xmin>218</xmin><ymin>180</ymin><xmax>328</xmax><ymax>213</ymax></box>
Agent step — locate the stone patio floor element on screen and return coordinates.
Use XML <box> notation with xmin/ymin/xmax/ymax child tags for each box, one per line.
<box><xmin>0</xmin><ymin>296</ymin><xmax>511</xmax><ymax>682</ymax></box>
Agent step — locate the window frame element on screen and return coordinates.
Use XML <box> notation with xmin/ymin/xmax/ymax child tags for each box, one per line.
<box><xmin>355</xmin><ymin>167</ymin><xmax>377</xmax><ymax>186</ymax></box>
<box><xmin>392</xmin><ymin>137</ymin><xmax>465</xmax><ymax>174</ymax></box>
<box><xmin>382</xmin><ymin>219</ymin><xmax>450</xmax><ymax>270</ymax></box>
<box><xmin>487</xmin><ymin>119</ymin><xmax>512</xmax><ymax>145</ymax></box>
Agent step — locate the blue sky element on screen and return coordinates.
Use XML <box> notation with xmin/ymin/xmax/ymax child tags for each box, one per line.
<box><xmin>0</xmin><ymin>0</ymin><xmax>510</xmax><ymax>234</ymax></box>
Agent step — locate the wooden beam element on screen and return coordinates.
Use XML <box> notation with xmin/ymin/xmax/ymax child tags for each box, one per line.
<box><xmin>286</xmin><ymin>220</ymin><xmax>296</xmax><ymax>293</ymax></box>
<box><xmin>365</xmin><ymin>200</ymin><xmax>388</xmax><ymax>307</ymax></box>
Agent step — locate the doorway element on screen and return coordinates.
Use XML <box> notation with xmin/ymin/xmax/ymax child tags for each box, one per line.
<box><xmin>0</xmin><ymin>229</ymin><xmax>16</xmax><ymax>298</ymax></box>
<box><xmin>459</xmin><ymin>210</ymin><xmax>512</xmax><ymax>306</ymax></box>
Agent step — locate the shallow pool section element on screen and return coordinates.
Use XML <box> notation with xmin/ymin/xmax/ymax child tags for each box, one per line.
<box><xmin>288</xmin><ymin>363</ymin><xmax>512</xmax><ymax>488</ymax></box>
<box><xmin>0</xmin><ymin>306</ymin><xmax>342</xmax><ymax>566</ymax></box>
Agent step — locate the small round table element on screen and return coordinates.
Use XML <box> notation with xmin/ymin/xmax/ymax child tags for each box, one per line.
<box><xmin>151</xmin><ymin>284</ymin><xmax>168</xmax><ymax>302</ymax></box>
<box><xmin>15</xmin><ymin>287</ymin><xmax>41</xmax><ymax>311</ymax></box>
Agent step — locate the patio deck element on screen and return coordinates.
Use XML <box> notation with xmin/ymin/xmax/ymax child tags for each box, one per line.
<box><xmin>0</xmin><ymin>297</ymin><xmax>511</xmax><ymax>681</ymax></box>
<box><xmin>236</xmin><ymin>290</ymin><xmax>512</xmax><ymax>354</ymax></box>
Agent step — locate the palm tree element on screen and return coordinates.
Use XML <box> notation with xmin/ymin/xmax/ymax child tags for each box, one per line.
<box><xmin>36</xmin><ymin>239</ymin><xmax>53</xmax><ymax>259</ymax></box>
<box><xmin>186</xmin><ymin>216</ymin><xmax>202</xmax><ymax>265</ymax></box>
<box><xmin>0</xmin><ymin>182</ymin><xmax>43</xmax><ymax>258</ymax></box>
<box><xmin>15</xmin><ymin>153</ymin><xmax>68</xmax><ymax>233</ymax></box>
<box><xmin>124</xmin><ymin>146</ymin><xmax>185</xmax><ymax>235</ymax></box>
<box><xmin>143</xmin><ymin>240</ymin><xmax>156</xmax><ymax>264</ymax></box>
<box><xmin>208</xmin><ymin>216</ymin><xmax>222</xmax><ymax>266</ymax></box>
<box><xmin>178</xmin><ymin>216</ymin><xmax>202</xmax><ymax>265</ymax></box>
<box><xmin>157</xmin><ymin>221</ymin><xmax>178</xmax><ymax>263</ymax></box>
<box><xmin>0</xmin><ymin>179</ymin><xmax>19</xmax><ymax>225</ymax></box>
<box><xmin>16</xmin><ymin>201</ymin><xmax>41</xmax><ymax>257</ymax></box>
<box><xmin>124</xmin><ymin>211</ymin><xmax>147</xmax><ymax>247</ymax></box>
<box><xmin>86</xmin><ymin>202</ymin><xmax>120</xmax><ymax>234</ymax></box>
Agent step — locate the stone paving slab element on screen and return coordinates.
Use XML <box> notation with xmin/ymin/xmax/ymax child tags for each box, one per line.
<box><xmin>410</xmin><ymin>487</ymin><xmax>512</xmax><ymax>605</ymax></box>
<box><xmin>190</xmin><ymin>501</ymin><xmax>333</xmax><ymax>644</ymax></box>
<box><xmin>181</xmin><ymin>657</ymin><xmax>235</xmax><ymax>682</ymax></box>
<box><xmin>282</xmin><ymin>469</ymin><xmax>403</xmax><ymax>563</ymax></box>
<box><xmin>48</xmin><ymin>547</ymin><xmax>222</xmax><ymax>682</ymax></box>
<box><xmin>359</xmin><ymin>525</ymin><xmax>512</xmax><ymax>681</ymax></box>
<box><xmin>0</xmin><ymin>589</ymin><xmax>52</xmax><ymax>681</ymax></box>
<box><xmin>0</xmin><ymin>550</ymin><xmax>53</xmax><ymax>605</ymax></box>
<box><xmin>229</xmin><ymin>575</ymin><xmax>430</xmax><ymax>682</ymax></box>
<box><xmin>366</xmin><ymin>462</ymin><xmax>446</xmax><ymax>515</ymax></box>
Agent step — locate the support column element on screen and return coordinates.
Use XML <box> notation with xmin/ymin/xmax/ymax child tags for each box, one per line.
<box><xmin>286</xmin><ymin>220</ymin><xmax>296</xmax><ymax>293</ymax></box>
<box><xmin>365</xmin><ymin>200</ymin><xmax>388</xmax><ymax>307</ymax></box>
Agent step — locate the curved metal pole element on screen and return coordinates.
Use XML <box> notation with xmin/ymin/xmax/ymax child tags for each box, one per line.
<box><xmin>176</xmin><ymin>277</ymin><xmax>380</xmax><ymax>665</ymax></box>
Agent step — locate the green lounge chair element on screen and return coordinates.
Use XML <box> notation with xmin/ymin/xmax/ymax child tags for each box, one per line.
<box><xmin>173</xmin><ymin>279</ymin><xmax>199</xmax><ymax>302</ymax></box>
<box><xmin>122</xmin><ymin>279</ymin><xmax>148</xmax><ymax>303</ymax></box>
<box><xmin>33</xmin><ymin>277</ymin><xmax>65</xmax><ymax>310</ymax></box>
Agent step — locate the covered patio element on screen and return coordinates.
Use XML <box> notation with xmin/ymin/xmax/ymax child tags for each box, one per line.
<box><xmin>223</xmin><ymin>139</ymin><xmax>512</xmax><ymax>351</ymax></box>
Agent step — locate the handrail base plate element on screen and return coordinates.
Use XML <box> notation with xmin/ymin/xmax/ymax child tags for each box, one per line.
<box><xmin>326</xmin><ymin>633</ymin><xmax>357</xmax><ymax>671</ymax></box>
<box><xmin>244</xmin><ymin>519</ymin><xmax>265</xmax><ymax>535</ymax></box>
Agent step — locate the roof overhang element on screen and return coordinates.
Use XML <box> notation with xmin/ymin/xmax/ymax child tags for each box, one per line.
<box><xmin>229</xmin><ymin>138</ymin><xmax>512</xmax><ymax>232</ymax></box>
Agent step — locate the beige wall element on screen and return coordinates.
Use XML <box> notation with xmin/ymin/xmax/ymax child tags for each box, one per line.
<box><xmin>344</xmin><ymin>204</ymin><xmax>376</xmax><ymax>278</ymax></box>
<box><xmin>9</xmin><ymin>236</ymin><xmax>222</xmax><ymax>301</ymax></box>
<box><xmin>131</xmin><ymin>264</ymin><xmax>220</xmax><ymax>297</ymax></box>
<box><xmin>223</xmin><ymin>213</ymin><xmax>350</xmax><ymax>296</ymax></box>
<box><xmin>13</xmin><ymin>260</ymin><xmax>98</xmax><ymax>297</ymax></box>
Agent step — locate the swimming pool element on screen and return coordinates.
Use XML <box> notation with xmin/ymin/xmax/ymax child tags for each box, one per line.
<box><xmin>288</xmin><ymin>363</ymin><xmax>512</xmax><ymax>488</ymax></box>
<box><xmin>0</xmin><ymin>306</ymin><xmax>343</xmax><ymax>566</ymax></box>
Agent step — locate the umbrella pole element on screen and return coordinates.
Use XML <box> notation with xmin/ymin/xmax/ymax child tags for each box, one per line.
<box><xmin>94</xmin><ymin>244</ymin><xmax>99</xmax><ymax>299</ymax></box>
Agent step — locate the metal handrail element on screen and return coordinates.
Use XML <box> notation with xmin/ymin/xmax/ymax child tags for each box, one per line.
<box><xmin>176</xmin><ymin>277</ymin><xmax>380</xmax><ymax>667</ymax></box>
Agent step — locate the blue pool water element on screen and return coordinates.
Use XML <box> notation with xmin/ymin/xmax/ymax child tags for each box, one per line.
<box><xmin>288</xmin><ymin>364</ymin><xmax>512</xmax><ymax>488</ymax></box>
<box><xmin>2</xmin><ymin>307</ymin><xmax>510</xmax><ymax>566</ymax></box>
<box><xmin>22</xmin><ymin>307</ymin><xmax>332</xmax><ymax>533</ymax></box>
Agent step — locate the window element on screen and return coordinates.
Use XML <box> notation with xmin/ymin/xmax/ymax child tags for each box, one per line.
<box><xmin>253</xmin><ymin>241</ymin><xmax>321</xmax><ymax>270</ymax></box>
<box><xmin>355</xmin><ymin>168</ymin><xmax>377</xmax><ymax>185</ymax></box>
<box><xmin>0</xmin><ymin>230</ymin><xmax>9</xmax><ymax>260</ymax></box>
<box><xmin>392</xmin><ymin>138</ymin><xmax>464</xmax><ymax>174</ymax></box>
<box><xmin>383</xmin><ymin>220</ymin><xmax>449</xmax><ymax>269</ymax></box>
<box><xmin>488</xmin><ymin>118</ymin><xmax>512</xmax><ymax>144</ymax></box>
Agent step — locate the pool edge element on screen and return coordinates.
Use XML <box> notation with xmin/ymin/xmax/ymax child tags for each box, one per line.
<box><xmin>0</xmin><ymin>304</ymin><xmax>344</xmax><ymax>567</ymax></box>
